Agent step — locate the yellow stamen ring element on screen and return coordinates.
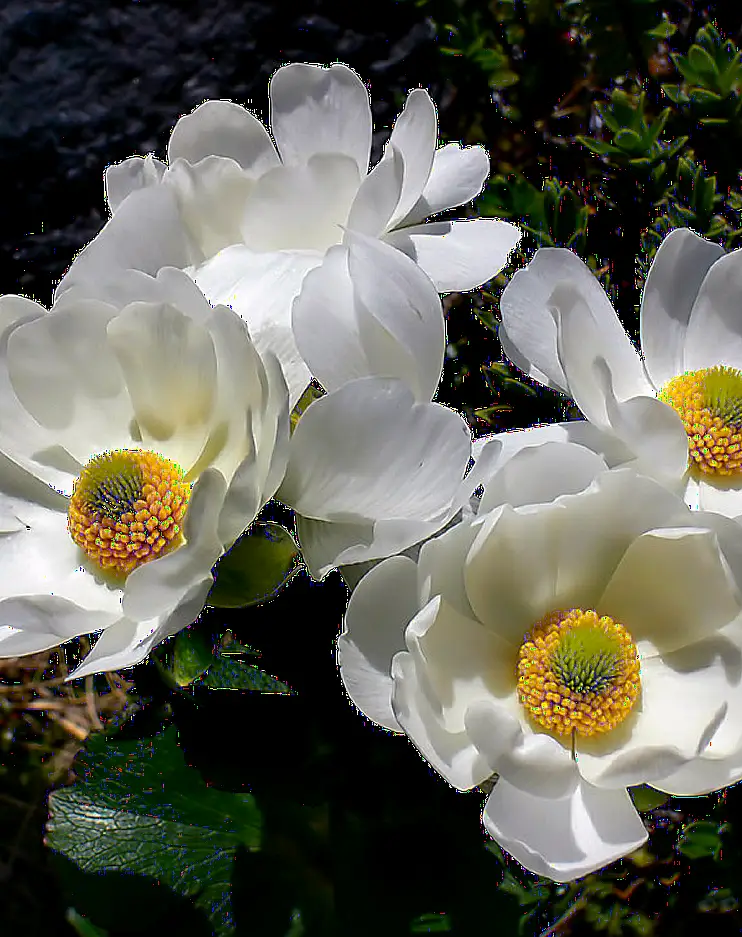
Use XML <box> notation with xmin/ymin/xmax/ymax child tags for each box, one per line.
<box><xmin>658</xmin><ymin>366</ymin><xmax>742</xmax><ymax>476</ymax></box>
<box><xmin>516</xmin><ymin>608</ymin><xmax>640</xmax><ymax>738</ymax></box>
<box><xmin>68</xmin><ymin>449</ymin><xmax>191</xmax><ymax>577</ymax></box>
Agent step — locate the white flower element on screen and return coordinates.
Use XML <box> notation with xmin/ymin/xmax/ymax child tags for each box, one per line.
<box><xmin>276</xmin><ymin>377</ymin><xmax>499</xmax><ymax>579</ymax></box>
<box><xmin>57</xmin><ymin>62</ymin><xmax>520</xmax><ymax>405</ymax></box>
<box><xmin>0</xmin><ymin>267</ymin><xmax>289</xmax><ymax>678</ymax></box>
<box><xmin>498</xmin><ymin>227</ymin><xmax>742</xmax><ymax>517</ymax></box>
<box><xmin>338</xmin><ymin>438</ymin><xmax>742</xmax><ymax>881</ymax></box>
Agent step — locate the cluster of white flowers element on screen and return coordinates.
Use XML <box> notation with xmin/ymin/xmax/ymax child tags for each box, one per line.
<box><xmin>4</xmin><ymin>62</ymin><xmax>742</xmax><ymax>883</ymax></box>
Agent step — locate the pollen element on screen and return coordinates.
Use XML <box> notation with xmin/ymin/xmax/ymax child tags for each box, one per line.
<box><xmin>516</xmin><ymin>608</ymin><xmax>640</xmax><ymax>738</ymax></box>
<box><xmin>658</xmin><ymin>366</ymin><xmax>742</xmax><ymax>476</ymax></box>
<box><xmin>68</xmin><ymin>449</ymin><xmax>191</xmax><ymax>578</ymax></box>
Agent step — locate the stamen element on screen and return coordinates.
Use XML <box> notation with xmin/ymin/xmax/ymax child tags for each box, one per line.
<box><xmin>659</xmin><ymin>366</ymin><xmax>742</xmax><ymax>476</ymax></box>
<box><xmin>68</xmin><ymin>449</ymin><xmax>191</xmax><ymax>578</ymax></box>
<box><xmin>516</xmin><ymin>608</ymin><xmax>640</xmax><ymax>739</ymax></box>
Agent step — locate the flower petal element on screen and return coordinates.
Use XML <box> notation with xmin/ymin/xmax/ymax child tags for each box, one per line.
<box><xmin>346</xmin><ymin>144</ymin><xmax>404</xmax><ymax>238</ymax></box>
<box><xmin>216</xmin><ymin>351</ymin><xmax>290</xmax><ymax>549</ymax></box>
<box><xmin>293</xmin><ymin>235</ymin><xmax>445</xmax><ymax>402</ymax></box>
<box><xmin>640</xmin><ymin>228</ymin><xmax>724</xmax><ymax>389</ymax></box>
<box><xmin>465</xmin><ymin>699</ymin><xmax>578</xmax><ymax>798</ymax></box>
<box><xmin>0</xmin><ymin>491</ymin><xmax>122</xmax><ymax>620</ymax></box>
<box><xmin>648</xmin><ymin>624</ymin><xmax>742</xmax><ymax>794</ymax></box>
<box><xmin>338</xmin><ymin>554</ymin><xmax>420</xmax><ymax>731</ymax></box>
<box><xmin>575</xmin><ymin>638</ymin><xmax>736</xmax><ymax>788</ymax></box>
<box><xmin>190</xmin><ymin>244</ymin><xmax>322</xmax><ymax>407</ymax></box>
<box><xmin>477</xmin><ymin>439</ymin><xmax>608</xmax><ymax>514</ymax></box>
<box><xmin>482</xmin><ymin>777</ymin><xmax>647</xmax><ymax>882</ymax></box>
<box><xmin>68</xmin><ymin>575</ymin><xmax>214</xmax><ymax>680</ymax></box>
<box><xmin>696</xmin><ymin>476</ymin><xmax>742</xmax><ymax>518</ymax></box>
<box><xmin>652</xmin><ymin>753</ymin><xmax>742</xmax><ymax>797</ymax></box>
<box><xmin>278</xmin><ymin>377</ymin><xmax>471</xmax><ymax>521</ymax></box>
<box><xmin>684</xmin><ymin>246</ymin><xmax>742</xmax><ymax>371</ymax></box>
<box><xmin>65</xmin><ymin>616</ymin><xmax>164</xmax><ymax>679</ymax></box>
<box><xmin>164</xmin><ymin>156</ymin><xmax>255</xmax><ymax>258</ymax></box>
<box><xmin>552</xmin><ymin>281</ymin><xmax>652</xmax><ymax>428</ymax></box>
<box><xmin>105</xmin><ymin>154</ymin><xmax>167</xmax><ymax>213</ymax></box>
<box><xmin>592</xmin><ymin>357</ymin><xmax>690</xmax><ymax>485</ymax></box>
<box><xmin>56</xmin><ymin>184</ymin><xmax>201</xmax><ymax>303</ymax></box>
<box><xmin>400</xmin><ymin>142</ymin><xmax>490</xmax><ymax>225</ymax></box>
<box><xmin>384</xmin><ymin>88</ymin><xmax>437</xmax><ymax>231</ymax></box>
<box><xmin>239</xmin><ymin>153</ymin><xmax>360</xmax><ymax>253</ymax></box>
<box><xmin>106</xmin><ymin>300</ymin><xmax>217</xmax><ymax>472</ymax></box>
<box><xmin>391</xmin><ymin>603</ymin><xmax>494</xmax><ymax>790</ymax></box>
<box><xmin>407</xmin><ymin>594</ymin><xmax>520</xmax><ymax>734</ymax></box>
<box><xmin>7</xmin><ymin>298</ymin><xmax>135</xmax><ymax>465</ymax></box>
<box><xmin>471</xmin><ymin>421</ymin><xmax>634</xmax><ymax>479</ymax></box>
<box><xmin>0</xmin><ymin>597</ymin><xmax>119</xmax><ymax>659</ymax></box>
<box><xmin>296</xmin><ymin>512</ymin><xmax>458</xmax><ymax>580</ymax></box>
<box><xmin>465</xmin><ymin>469</ymin><xmax>690</xmax><ymax>645</ymax></box>
<box><xmin>384</xmin><ymin>218</ymin><xmax>520</xmax><ymax>292</ymax></box>
<box><xmin>167</xmin><ymin>99</ymin><xmax>280</xmax><ymax>175</ymax></box>
<box><xmin>269</xmin><ymin>63</ymin><xmax>372</xmax><ymax>176</ymax></box>
<box><xmin>417</xmin><ymin>515</ymin><xmax>482</xmax><ymax>620</ymax></box>
<box><xmin>599</xmin><ymin>526</ymin><xmax>742</xmax><ymax>653</ymax></box>
<box><xmin>500</xmin><ymin>248</ymin><xmax>617</xmax><ymax>395</ymax></box>
<box><xmin>0</xmin><ymin>295</ymin><xmax>81</xmax><ymax>492</ymax></box>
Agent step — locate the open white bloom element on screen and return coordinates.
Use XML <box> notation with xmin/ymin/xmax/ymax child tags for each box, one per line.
<box><xmin>277</xmin><ymin>377</ymin><xmax>499</xmax><ymax>579</ymax></box>
<box><xmin>339</xmin><ymin>438</ymin><xmax>742</xmax><ymax>881</ymax></box>
<box><xmin>0</xmin><ymin>267</ymin><xmax>289</xmax><ymax>678</ymax></box>
<box><xmin>498</xmin><ymin>227</ymin><xmax>742</xmax><ymax>517</ymax></box>
<box><xmin>57</xmin><ymin>62</ymin><xmax>520</xmax><ymax>404</ymax></box>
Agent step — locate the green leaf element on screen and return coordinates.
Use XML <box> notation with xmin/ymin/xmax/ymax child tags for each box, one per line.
<box><xmin>614</xmin><ymin>128</ymin><xmax>646</xmax><ymax>155</ymax></box>
<box><xmin>65</xmin><ymin>909</ymin><xmax>110</xmax><ymax>937</ymax></box>
<box><xmin>628</xmin><ymin>784</ymin><xmax>670</xmax><ymax>812</ymax></box>
<box><xmin>689</xmin><ymin>88</ymin><xmax>725</xmax><ymax>106</ymax></box>
<box><xmin>688</xmin><ymin>45</ymin><xmax>721</xmax><ymax>82</ymax></box>
<box><xmin>218</xmin><ymin>632</ymin><xmax>262</xmax><ymax>658</ymax></box>
<box><xmin>198</xmin><ymin>658</ymin><xmax>294</xmax><ymax>694</ymax></box>
<box><xmin>208</xmin><ymin>522</ymin><xmax>302</xmax><ymax>608</ymax></box>
<box><xmin>576</xmin><ymin>136</ymin><xmax>617</xmax><ymax>157</ymax></box>
<box><xmin>410</xmin><ymin>912</ymin><xmax>453</xmax><ymax>933</ymax></box>
<box><xmin>646</xmin><ymin>19</ymin><xmax>676</xmax><ymax>39</ymax></box>
<box><xmin>47</xmin><ymin>728</ymin><xmax>262</xmax><ymax>936</ymax></box>
<box><xmin>171</xmin><ymin>625</ymin><xmax>214</xmax><ymax>687</ymax></box>
<box><xmin>498</xmin><ymin>869</ymin><xmax>550</xmax><ymax>907</ymax></box>
<box><xmin>661</xmin><ymin>84</ymin><xmax>688</xmax><ymax>105</ymax></box>
<box><xmin>677</xmin><ymin>819</ymin><xmax>726</xmax><ymax>860</ymax></box>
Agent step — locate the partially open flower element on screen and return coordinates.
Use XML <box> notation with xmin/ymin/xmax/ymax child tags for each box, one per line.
<box><xmin>0</xmin><ymin>268</ymin><xmax>289</xmax><ymax>678</ymax></box>
<box><xmin>57</xmin><ymin>63</ymin><xmax>520</xmax><ymax>405</ymax></box>
<box><xmin>498</xmin><ymin>227</ymin><xmax>742</xmax><ymax>518</ymax></box>
<box><xmin>338</xmin><ymin>440</ymin><xmax>742</xmax><ymax>881</ymax></box>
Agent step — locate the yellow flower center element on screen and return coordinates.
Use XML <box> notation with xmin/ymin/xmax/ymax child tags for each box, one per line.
<box><xmin>658</xmin><ymin>366</ymin><xmax>742</xmax><ymax>476</ymax></box>
<box><xmin>516</xmin><ymin>608</ymin><xmax>640</xmax><ymax>738</ymax></box>
<box><xmin>68</xmin><ymin>449</ymin><xmax>191</xmax><ymax>578</ymax></box>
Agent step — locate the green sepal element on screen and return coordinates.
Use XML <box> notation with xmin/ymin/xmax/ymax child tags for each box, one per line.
<box><xmin>208</xmin><ymin>522</ymin><xmax>302</xmax><ymax>609</ymax></box>
<box><xmin>628</xmin><ymin>784</ymin><xmax>670</xmax><ymax>812</ymax></box>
